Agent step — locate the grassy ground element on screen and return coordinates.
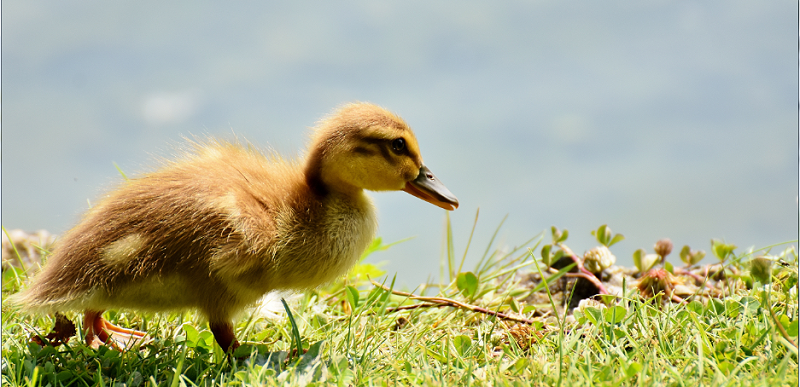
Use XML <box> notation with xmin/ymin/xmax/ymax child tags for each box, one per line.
<box><xmin>2</xmin><ymin>221</ymin><xmax>798</xmax><ymax>386</ymax></box>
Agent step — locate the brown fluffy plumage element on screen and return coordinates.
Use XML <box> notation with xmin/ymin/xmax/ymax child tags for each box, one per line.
<box><xmin>11</xmin><ymin>102</ymin><xmax>458</xmax><ymax>353</ymax></box>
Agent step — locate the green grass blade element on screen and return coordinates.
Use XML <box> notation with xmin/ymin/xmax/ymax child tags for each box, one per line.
<box><xmin>456</xmin><ymin>208</ymin><xmax>480</xmax><ymax>275</ymax></box>
<box><xmin>2</xmin><ymin>226</ymin><xmax>28</xmax><ymax>277</ymax></box>
<box><xmin>281</xmin><ymin>297</ymin><xmax>304</xmax><ymax>364</ymax></box>
<box><xmin>112</xmin><ymin>162</ymin><xmax>129</xmax><ymax>180</ymax></box>
<box><xmin>528</xmin><ymin>262</ymin><xmax>576</xmax><ymax>295</ymax></box>
<box><xmin>530</xmin><ymin>248</ymin><xmax>563</xmax><ymax>332</ymax></box>
<box><xmin>446</xmin><ymin>211</ymin><xmax>455</xmax><ymax>282</ymax></box>
<box><xmin>474</xmin><ymin>214</ymin><xmax>508</xmax><ymax>273</ymax></box>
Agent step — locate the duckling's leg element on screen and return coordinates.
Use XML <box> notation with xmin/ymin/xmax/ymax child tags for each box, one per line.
<box><xmin>83</xmin><ymin>310</ymin><xmax>149</xmax><ymax>350</ymax></box>
<box><xmin>209</xmin><ymin>321</ymin><xmax>240</xmax><ymax>353</ymax></box>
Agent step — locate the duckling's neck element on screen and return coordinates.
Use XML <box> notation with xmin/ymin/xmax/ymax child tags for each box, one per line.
<box><xmin>304</xmin><ymin>149</ymin><xmax>329</xmax><ymax>197</ymax></box>
<box><xmin>305</xmin><ymin>168</ymin><xmax>327</xmax><ymax>197</ymax></box>
<box><xmin>304</xmin><ymin>155</ymin><xmax>362</xmax><ymax>198</ymax></box>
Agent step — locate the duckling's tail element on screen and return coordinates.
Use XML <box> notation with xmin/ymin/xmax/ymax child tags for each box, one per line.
<box><xmin>6</xmin><ymin>287</ymin><xmax>75</xmax><ymax>316</ymax></box>
<box><xmin>5</xmin><ymin>289</ymin><xmax>34</xmax><ymax>312</ymax></box>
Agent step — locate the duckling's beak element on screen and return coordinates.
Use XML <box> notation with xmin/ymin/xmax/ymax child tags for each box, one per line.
<box><xmin>403</xmin><ymin>165</ymin><xmax>459</xmax><ymax>211</ymax></box>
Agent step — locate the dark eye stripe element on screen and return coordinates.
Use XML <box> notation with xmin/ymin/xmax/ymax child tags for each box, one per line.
<box><xmin>376</xmin><ymin>143</ymin><xmax>397</xmax><ymax>165</ymax></box>
<box><xmin>360</xmin><ymin>137</ymin><xmax>388</xmax><ymax>146</ymax></box>
<box><xmin>358</xmin><ymin>137</ymin><xmax>401</xmax><ymax>165</ymax></box>
<box><xmin>353</xmin><ymin>146</ymin><xmax>377</xmax><ymax>156</ymax></box>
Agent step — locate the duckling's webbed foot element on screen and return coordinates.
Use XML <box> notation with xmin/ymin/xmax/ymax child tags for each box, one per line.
<box><xmin>83</xmin><ymin>310</ymin><xmax>150</xmax><ymax>351</ymax></box>
<box><xmin>210</xmin><ymin>321</ymin><xmax>240</xmax><ymax>353</ymax></box>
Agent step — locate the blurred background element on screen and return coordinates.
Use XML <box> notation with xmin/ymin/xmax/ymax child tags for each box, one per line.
<box><xmin>2</xmin><ymin>1</ymin><xmax>797</xmax><ymax>287</ymax></box>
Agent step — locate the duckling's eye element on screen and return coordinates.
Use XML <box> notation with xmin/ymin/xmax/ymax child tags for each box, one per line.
<box><xmin>391</xmin><ymin>138</ymin><xmax>406</xmax><ymax>152</ymax></box>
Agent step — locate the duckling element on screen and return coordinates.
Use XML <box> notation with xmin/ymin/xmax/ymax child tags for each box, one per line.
<box><xmin>10</xmin><ymin>102</ymin><xmax>458</xmax><ymax>353</ymax></box>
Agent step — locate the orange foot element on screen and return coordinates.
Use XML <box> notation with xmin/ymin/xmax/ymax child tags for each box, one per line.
<box><xmin>83</xmin><ymin>310</ymin><xmax>150</xmax><ymax>351</ymax></box>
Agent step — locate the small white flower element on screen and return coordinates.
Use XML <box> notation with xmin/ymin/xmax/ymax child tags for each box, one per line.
<box><xmin>577</xmin><ymin>298</ymin><xmax>606</xmax><ymax>313</ymax></box>
<box><xmin>583</xmin><ymin>246</ymin><xmax>616</xmax><ymax>273</ymax></box>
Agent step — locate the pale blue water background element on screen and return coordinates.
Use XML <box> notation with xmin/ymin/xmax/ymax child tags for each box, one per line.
<box><xmin>3</xmin><ymin>1</ymin><xmax>797</xmax><ymax>287</ymax></box>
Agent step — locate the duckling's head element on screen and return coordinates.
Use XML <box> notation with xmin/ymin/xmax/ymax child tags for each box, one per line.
<box><xmin>305</xmin><ymin>103</ymin><xmax>458</xmax><ymax>210</ymax></box>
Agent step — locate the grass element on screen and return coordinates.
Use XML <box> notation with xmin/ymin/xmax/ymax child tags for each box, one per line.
<box><xmin>1</xmin><ymin>218</ymin><xmax>798</xmax><ymax>386</ymax></box>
